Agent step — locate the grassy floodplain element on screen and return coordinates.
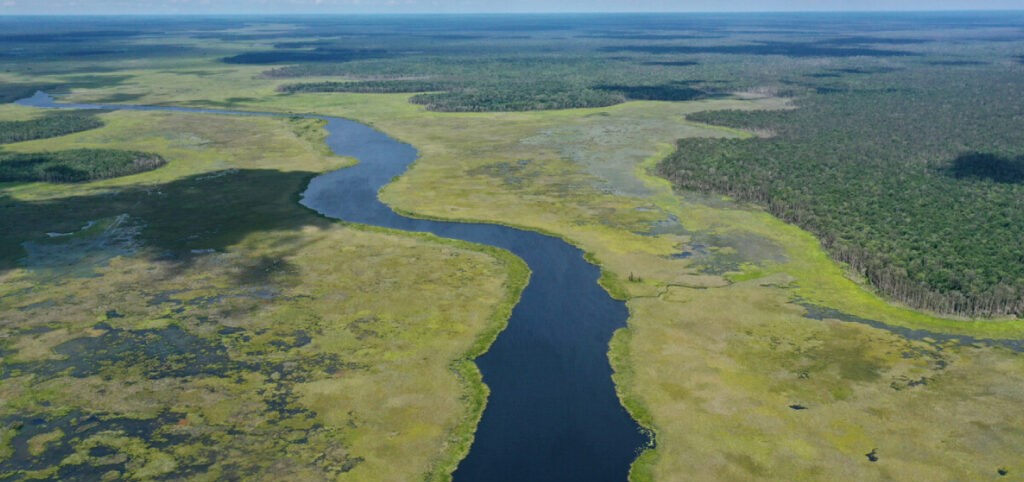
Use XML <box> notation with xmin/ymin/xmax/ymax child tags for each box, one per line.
<box><xmin>2</xmin><ymin>12</ymin><xmax>1024</xmax><ymax>482</ymax></box>
<box><xmin>237</xmin><ymin>91</ymin><xmax>1024</xmax><ymax>481</ymax></box>
<box><xmin>0</xmin><ymin>104</ymin><xmax>527</xmax><ymax>480</ymax></box>
<box><xmin>96</xmin><ymin>67</ymin><xmax>1024</xmax><ymax>477</ymax></box>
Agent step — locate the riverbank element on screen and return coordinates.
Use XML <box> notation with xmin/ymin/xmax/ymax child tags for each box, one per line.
<box><xmin>30</xmin><ymin>73</ymin><xmax>1024</xmax><ymax>479</ymax></box>
<box><xmin>0</xmin><ymin>105</ymin><xmax>525</xmax><ymax>480</ymax></box>
<box><xmin>13</xmin><ymin>92</ymin><xmax>649</xmax><ymax>481</ymax></box>
<box><xmin>217</xmin><ymin>90</ymin><xmax>1024</xmax><ymax>480</ymax></box>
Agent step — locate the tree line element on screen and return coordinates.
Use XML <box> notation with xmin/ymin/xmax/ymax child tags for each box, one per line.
<box><xmin>660</xmin><ymin>67</ymin><xmax>1024</xmax><ymax>317</ymax></box>
<box><xmin>0</xmin><ymin>149</ymin><xmax>165</xmax><ymax>183</ymax></box>
<box><xmin>276</xmin><ymin>78</ymin><xmax>714</xmax><ymax>112</ymax></box>
<box><xmin>0</xmin><ymin>110</ymin><xmax>105</xmax><ymax>144</ymax></box>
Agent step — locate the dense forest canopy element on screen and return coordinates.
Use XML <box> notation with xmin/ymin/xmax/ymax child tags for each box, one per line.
<box><xmin>0</xmin><ymin>110</ymin><xmax>105</xmax><ymax>144</ymax></box>
<box><xmin>278</xmin><ymin>78</ymin><xmax>712</xmax><ymax>111</ymax></box>
<box><xmin>662</xmin><ymin>67</ymin><xmax>1024</xmax><ymax>317</ymax></box>
<box><xmin>0</xmin><ymin>149</ymin><xmax>165</xmax><ymax>183</ymax></box>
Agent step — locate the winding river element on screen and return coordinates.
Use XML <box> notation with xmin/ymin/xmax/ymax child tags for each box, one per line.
<box><xmin>18</xmin><ymin>92</ymin><xmax>648</xmax><ymax>481</ymax></box>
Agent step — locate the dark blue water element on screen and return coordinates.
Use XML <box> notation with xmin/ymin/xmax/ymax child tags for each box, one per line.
<box><xmin>18</xmin><ymin>92</ymin><xmax>647</xmax><ymax>481</ymax></box>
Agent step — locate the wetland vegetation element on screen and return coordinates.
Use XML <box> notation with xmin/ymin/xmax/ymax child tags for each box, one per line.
<box><xmin>0</xmin><ymin>107</ymin><xmax>525</xmax><ymax>481</ymax></box>
<box><xmin>2</xmin><ymin>10</ymin><xmax>1024</xmax><ymax>482</ymax></box>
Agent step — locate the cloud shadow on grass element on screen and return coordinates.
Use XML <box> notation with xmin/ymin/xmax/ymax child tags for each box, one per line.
<box><xmin>0</xmin><ymin>168</ymin><xmax>330</xmax><ymax>274</ymax></box>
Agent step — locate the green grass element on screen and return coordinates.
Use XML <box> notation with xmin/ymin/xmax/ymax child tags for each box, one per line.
<box><xmin>226</xmin><ymin>90</ymin><xmax>1024</xmax><ymax>481</ymax></box>
<box><xmin>5</xmin><ymin>29</ymin><xmax>1024</xmax><ymax>480</ymax></box>
<box><xmin>0</xmin><ymin>108</ymin><xmax>527</xmax><ymax>481</ymax></box>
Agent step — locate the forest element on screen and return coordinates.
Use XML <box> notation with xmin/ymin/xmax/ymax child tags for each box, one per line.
<box><xmin>0</xmin><ymin>110</ymin><xmax>104</xmax><ymax>144</ymax></box>
<box><xmin>0</xmin><ymin>149</ymin><xmax>165</xmax><ymax>183</ymax></box>
<box><xmin>0</xmin><ymin>109</ymin><xmax>153</xmax><ymax>183</ymax></box>
<box><xmin>276</xmin><ymin>73</ymin><xmax>714</xmax><ymax>112</ymax></box>
<box><xmin>661</xmin><ymin>66</ymin><xmax>1024</xmax><ymax>317</ymax></box>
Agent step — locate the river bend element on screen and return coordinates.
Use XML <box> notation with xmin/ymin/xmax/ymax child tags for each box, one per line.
<box><xmin>18</xmin><ymin>92</ymin><xmax>647</xmax><ymax>482</ymax></box>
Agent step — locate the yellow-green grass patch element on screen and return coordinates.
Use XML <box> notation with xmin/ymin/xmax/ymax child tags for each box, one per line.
<box><xmin>225</xmin><ymin>91</ymin><xmax>1024</xmax><ymax>480</ymax></box>
<box><xmin>1</xmin><ymin>108</ymin><xmax>527</xmax><ymax>481</ymax></box>
<box><xmin>13</xmin><ymin>68</ymin><xmax>1024</xmax><ymax>481</ymax></box>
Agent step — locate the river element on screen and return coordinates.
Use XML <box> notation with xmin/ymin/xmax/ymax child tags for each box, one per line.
<box><xmin>17</xmin><ymin>91</ymin><xmax>648</xmax><ymax>481</ymax></box>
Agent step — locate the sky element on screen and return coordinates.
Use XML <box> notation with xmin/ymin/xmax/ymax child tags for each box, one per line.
<box><xmin>1</xmin><ymin>0</ymin><xmax>1023</xmax><ymax>15</ymax></box>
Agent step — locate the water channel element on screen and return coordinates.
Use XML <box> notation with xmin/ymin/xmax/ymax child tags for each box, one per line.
<box><xmin>18</xmin><ymin>91</ymin><xmax>648</xmax><ymax>482</ymax></box>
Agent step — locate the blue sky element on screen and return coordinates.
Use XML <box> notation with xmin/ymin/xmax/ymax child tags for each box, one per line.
<box><xmin>1</xmin><ymin>0</ymin><xmax>1023</xmax><ymax>15</ymax></box>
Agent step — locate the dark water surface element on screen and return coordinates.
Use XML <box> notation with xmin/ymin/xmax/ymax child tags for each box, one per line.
<box><xmin>18</xmin><ymin>92</ymin><xmax>647</xmax><ymax>482</ymax></box>
<box><xmin>801</xmin><ymin>302</ymin><xmax>1024</xmax><ymax>353</ymax></box>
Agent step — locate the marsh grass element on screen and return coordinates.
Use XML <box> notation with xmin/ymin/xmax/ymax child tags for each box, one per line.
<box><xmin>4</xmin><ymin>20</ymin><xmax>1024</xmax><ymax>479</ymax></box>
<box><xmin>0</xmin><ymin>108</ymin><xmax>526</xmax><ymax>481</ymax></box>
<box><xmin>16</xmin><ymin>82</ymin><xmax>1022</xmax><ymax>480</ymax></box>
<box><xmin>242</xmin><ymin>91</ymin><xmax>1024</xmax><ymax>480</ymax></box>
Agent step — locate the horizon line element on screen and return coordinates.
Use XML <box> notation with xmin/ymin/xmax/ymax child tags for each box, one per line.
<box><xmin>2</xmin><ymin>9</ymin><xmax>1024</xmax><ymax>16</ymax></box>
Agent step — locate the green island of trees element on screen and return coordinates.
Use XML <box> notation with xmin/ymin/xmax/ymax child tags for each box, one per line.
<box><xmin>0</xmin><ymin>149</ymin><xmax>165</xmax><ymax>183</ymax></box>
<box><xmin>0</xmin><ymin>110</ymin><xmax>105</xmax><ymax>144</ymax></box>
<box><xmin>277</xmin><ymin>78</ymin><xmax>714</xmax><ymax>112</ymax></box>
